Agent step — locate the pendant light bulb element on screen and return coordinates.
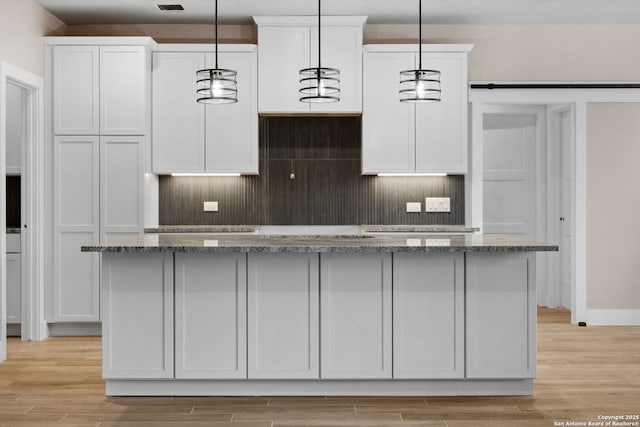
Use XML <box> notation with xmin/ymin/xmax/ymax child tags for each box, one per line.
<box><xmin>299</xmin><ymin>0</ymin><xmax>340</xmax><ymax>103</ymax></box>
<box><xmin>196</xmin><ymin>0</ymin><xmax>238</xmax><ymax>104</ymax></box>
<box><xmin>399</xmin><ymin>0</ymin><xmax>442</xmax><ymax>103</ymax></box>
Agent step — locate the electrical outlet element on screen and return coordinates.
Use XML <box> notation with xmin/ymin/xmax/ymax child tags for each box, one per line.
<box><xmin>203</xmin><ymin>201</ymin><xmax>218</xmax><ymax>212</ymax></box>
<box><xmin>425</xmin><ymin>197</ymin><xmax>450</xmax><ymax>212</ymax></box>
<box><xmin>406</xmin><ymin>202</ymin><xmax>422</xmax><ymax>213</ymax></box>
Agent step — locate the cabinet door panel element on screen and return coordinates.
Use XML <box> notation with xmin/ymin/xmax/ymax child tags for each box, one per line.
<box><xmin>258</xmin><ymin>27</ymin><xmax>310</xmax><ymax>113</ymax></box>
<box><xmin>100</xmin><ymin>136</ymin><xmax>144</xmax><ymax>240</ymax></box>
<box><xmin>393</xmin><ymin>253</ymin><xmax>464</xmax><ymax>379</ymax></box>
<box><xmin>309</xmin><ymin>26</ymin><xmax>362</xmax><ymax>113</ymax></box>
<box><xmin>362</xmin><ymin>52</ymin><xmax>415</xmax><ymax>173</ymax></box>
<box><xmin>466</xmin><ymin>253</ymin><xmax>536</xmax><ymax>378</ymax></box>
<box><xmin>152</xmin><ymin>52</ymin><xmax>205</xmax><ymax>173</ymax></box>
<box><xmin>247</xmin><ymin>253</ymin><xmax>319</xmax><ymax>379</ymax></box>
<box><xmin>175</xmin><ymin>253</ymin><xmax>247</xmax><ymax>379</ymax></box>
<box><xmin>205</xmin><ymin>51</ymin><xmax>258</xmax><ymax>174</ymax></box>
<box><xmin>100</xmin><ymin>46</ymin><xmax>148</xmax><ymax>135</ymax></box>
<box><xmin>320</xmin><ymin>253</ymin><xmax>392</xmax><ymax>379</ymax></box>
<box><xmin>102</xmin><ymin>253</ymin><xmax>174</xmax><ymax>379</ymax></box>
<box><xmin>415</xmin><ymin>53</ymin><xmax>468</xmax><ymax>173</ymax></box>
<box><xmin>6</xmin><ymin>254</ymin><xmax>21</xmax><ymax>324</ymax></box>
<box><xmin>53</xmin><ymin>46</ymin><xmax>99</xmax><ymax>135</ymax></box>
<box><xmin>52</xmin><ymin>136</ymin><xmax>100</xmax><ymax>322</ymax></box>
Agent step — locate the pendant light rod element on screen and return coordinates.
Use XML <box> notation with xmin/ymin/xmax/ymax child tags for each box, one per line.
<box><xmin>215</xmin><ymin>0</ymin><xmax>219</xmax><ymax>69</ymax></box>
<box><xmin>317</xmin><ymin>0</ymin><xmax>321</xmax><ymax>69</ymax></box>
<box><xmin>418</xmin><ymin>0</ymin><xmax>422</xmax><ymax>70</ymax></box>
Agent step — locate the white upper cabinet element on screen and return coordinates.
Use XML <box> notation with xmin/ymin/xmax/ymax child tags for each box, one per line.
<box><xmin>6</xmin><ymin>83</ymin><xmax>24</xmax><ymax>173</ymax></box>
<box><xmin>362</xmin><ymin>45</ymin><xmax>473</xmax><ymax>174</ymax></box>
<box><xmin>100</xmin><ymin>46</ymin><xmax>149</xmax><ymax>135</ymax></box>
<box><xmin>53</xmin><ymin>46</ymin><xmax>100</xmax><ymax>135</ymax></box>
<box><xmin>53</xmin><ymin>45</ymin><xmax>148</xmax><ymax>136</ymax></box>
<box><xmin>205</xmin><ymin>51</ymin><xmax>259</xmax><ymax>174</ymax></box>
<box><xmin>254</xmin><ymin>16</ymin><xmax>366</xmax><ymax>114</ymax></box>
<box><xmin>152</xmin><ymin>52</ymin><xmax>205</xmax><ymax>173</ymax></box>
<box><xmin>152</xmin><ymin>47</ymin><xmax>258</xmax><ymax>174</ymax></box>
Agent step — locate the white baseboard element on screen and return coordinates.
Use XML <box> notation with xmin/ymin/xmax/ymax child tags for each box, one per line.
<box><xmin>586</xmin><ymin>309</ymin><xmax>640</xmax><ymax>326</ymax></box>
<box><xmin>48</xmin><ymin>322</ymin><xmax>102</xmax><ymax>336</ymax></box>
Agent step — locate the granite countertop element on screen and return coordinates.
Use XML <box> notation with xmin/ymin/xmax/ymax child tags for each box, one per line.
<box><xmin>6</xmin><ymin>228</ymin><xmax>21</xmax><ymax>234</ymax></box>
<box><xmin>144</xmin><ymin>225</ymin><xmax>258</xmax><ymax>233</ymax></box>
<box><xmin>361</xmin><ymin>225</ymin><xmax>479</xmax><ymax>233</ymax></box>
<box><xmin>82</xmin><ymin>233</ymin><xmax>558</xmax><ymax>253</ymax></box>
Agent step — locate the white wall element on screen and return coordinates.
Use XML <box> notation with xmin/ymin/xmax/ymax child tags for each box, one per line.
<box><xmin>587</xmin><ymin>103</ymin><xmax>640</xmax><ymax>310</ymax></box>
<box><xmin>0</xmin><ymin>0</ymin><xmax>65</xmax><ymax>77</ymax></box>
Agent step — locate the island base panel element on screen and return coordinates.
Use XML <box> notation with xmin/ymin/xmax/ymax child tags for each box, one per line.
<box><xmin>105</xmin><ymin>379</ymin><xmax>533</xmax><ymax>396</ymax></box>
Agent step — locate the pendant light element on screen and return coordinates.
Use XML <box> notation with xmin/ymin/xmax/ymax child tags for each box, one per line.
<box><xmin>399</xmin><ymin>0</ymin><xmax>441</xmax><ymax>103</ymax></box>
<box><xmin>196</xmin><ymin>0</ymin><xmax>237</xmax><ymax>104</ymax></box>
<box><xmin>299</xmin><ymin>0</ymin><xmax>340</xmax><ymax>103</ymax></box>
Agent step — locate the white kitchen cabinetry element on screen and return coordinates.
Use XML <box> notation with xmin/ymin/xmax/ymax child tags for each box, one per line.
<box><xmin>320</xmin><ymin>253</ymin><xmax>392</xmax><ymax>379</ymax></box>
<box><xmin>247</xmin><ymin>253</ymin><xmax>319</xmax><ymax>379</ymax></box>
<box><xmin>6</xmin><ymin>82</ymin><xmax>24</xmax><ymax>174</ymax></box>
<box><xmin>254</xmin><ymin>17</ymin><xmax>366</xmax><ymax>114</ymax></box>
<box><xmin>466</xmin><ymin>253</ymin><xmax>536</xmax><ymax>378</ymax></box>
<box><xmin>52</xmin><ymin>136</ymin><xmax>144</xmax><ymax>322</ymax></box>
<box><xmin>52</xmin><ymin>136</ymin><xmax>100</xmax><ymax>322</ymax></box>
<box><xmin>362</xmin><ymin>45</ymin><xmax>473</xmax><ymax>174</ymax></box>
<box><xmin>102</xmin><ymin>253</ymin><xmax>174</xmax><ymax>379</ymax></box>
<box><xmin>53</xmin><ymin>45</ymin><xmax>148</xmax><ymax>135</ymax></box>
<box><xmin>152</xmin><ymin>47</ymin><xmax>258</xmax><ymax>174</ymax></box>
<box><xmin>393</xmin><ymin>253</ymin><xmax>464</xmax><ymax>379</ymax></box>
<box><xmin>6</xmin><ymin>253</ymin><xmax>21</xmax><ymax>325</ymax></box>
<box><xmin>175</xmin><ymin>253</ymin><xmax>247</xmax><ymax>379</ymax></box>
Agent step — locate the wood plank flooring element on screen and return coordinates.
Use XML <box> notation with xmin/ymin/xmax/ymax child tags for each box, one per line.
<box><xmin>0</xmin><ymin>308</ymin><xmax>639</xmax><ymax>426</ymax></box>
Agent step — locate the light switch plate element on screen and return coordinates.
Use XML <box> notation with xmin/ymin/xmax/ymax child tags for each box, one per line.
<box><xmin>406</xmin><ymin>202</ymin><xmax>422</xmax><ymax>213</ymax></box>
<box><xmin>204</xmin><ymin>201</ymin><xmax>219</xmax><ymax>212</ymax></box>
<box><xmin>425</xmin><ymin>197</ymin><xmax>450</xmax><ymax>212</ymax></box>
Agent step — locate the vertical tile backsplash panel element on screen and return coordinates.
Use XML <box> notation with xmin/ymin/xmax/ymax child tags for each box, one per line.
<box><xmin>159</xmin><ymin>116</ymin><xmax>464</xmax><ymax>225</ymax></box>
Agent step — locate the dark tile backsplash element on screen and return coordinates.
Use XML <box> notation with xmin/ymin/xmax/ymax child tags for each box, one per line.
<box><xmin>6</xmin><ymin>176</ymin><xmax>21</xmax><ymax>228</ymax></box>
<box><xmin>159</xmin><ymin>116</ymin><xmax>465</xmax><ymax>225</ymax></box>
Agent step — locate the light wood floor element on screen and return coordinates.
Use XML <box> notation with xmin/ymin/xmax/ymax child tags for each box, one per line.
<box><xmin>0</xmin><ymin>308</ymin><xmax>639</xmax><ymax>426</ymax></box>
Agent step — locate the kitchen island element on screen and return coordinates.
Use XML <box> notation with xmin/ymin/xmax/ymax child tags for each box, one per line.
<box><xmin>82</xmin><ymin>233</ymin><xmax>557</xmax><ymax>396</ymax></box>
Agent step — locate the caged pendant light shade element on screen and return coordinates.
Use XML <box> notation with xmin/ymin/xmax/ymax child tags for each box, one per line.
<box><xmin>196</xmin><ymin>0</ymin><xmax>238</xmax><ymax>104</ymax></box>
<box><xmin>299</xmin><ymin>0</ymin><xmax>340</xmax><ymax>103</ymax></box>
<box><xmin>399</xmin><ymin>0</ymin><xmax>441</xmax><ymax>103</ymax></box>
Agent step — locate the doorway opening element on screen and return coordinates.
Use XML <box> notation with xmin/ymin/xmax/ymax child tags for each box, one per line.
<box><xmin>481</xmin><ymin>103</ymin><xmax>575</xmax><ymax>312</ymax></box>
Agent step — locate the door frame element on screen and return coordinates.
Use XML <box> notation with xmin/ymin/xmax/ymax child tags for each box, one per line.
<box><xmin>0</xmin><ymin>60</ymin><xmax>48</xmax><ymax>361</ymax></box>
<box><xmin>469</xmin><ymin>85</ymin><xmax>640</xmax><ymax>325</ymax></box>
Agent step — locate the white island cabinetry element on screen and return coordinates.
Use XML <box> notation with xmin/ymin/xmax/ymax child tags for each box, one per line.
<box><xmin>88</xmin><ymin>234</ymin><xmax>552</xmax><ymax>396</ymax></box>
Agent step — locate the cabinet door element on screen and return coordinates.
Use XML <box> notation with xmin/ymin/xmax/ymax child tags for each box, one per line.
<box><xmin>205</xmin><ymin>51</ymin><xmax>258</xmax><ymax>174</ymax></box>
<box><xmin>393</xmin><ymin>253</ymin><xmax>464</xmax><ymax>379</ymax></box>
<box><xmin>152</xmin><ymin>52</ymin><xmax>205</xmax><ymax>173</ymax></box>
<box><xmin>102</xmin><ymin>253</ymin><xmax>174</xmax><ymax>379</ymax></box>
<box><xmin>6</xmin><ymin>83</ymin><xmax>24</xmax><ymax>173</ymax></box>
<box><xmin>100</xmin><ymin>46</ymin><xmax>148</xmax><ymax>135</ymax></box>
<box><xmin>320</xmin><ymin>253</ymin><xmax>392</xmax><ymax>379</ymax></box>
<box><xmin>53</xmin><ymin>46</ymin><xmax>99</xmax><ymax>135</ymax></box>
<box><xmin>175</xmin><ymin>253</ymin><xmax>247</xmax><ymax>379</ymax></box>
<box><xmin>5</xmin><ymin>254</ymin><xmax>21</xmax><ymax>324</ymax></box>
<box><xmin>466</xmin><ymin>253</ymin><xmax>536</xmax><ymax>378</ymax></box>
<box><xmin>258</xmin><ymin>26</ymin><xmax>310</xmax><ymax>113</ymax></box>
<box><xmin>309</xmin><ymin>25</ymin><xmax>362</xmax><ymax>113</ymax></box>
<box><xmin>247</xmin><ymin>253</ymin><xmax>319</xmax><ymax>379</ymax></box>
<box><xmin>415</xmin><ymin>53</ymin><xmax>468</xmax><ymax>173</ymax></box>
<box><xmin>362</xmin><ymin>52</ymin><xmax>415</xmax><ymax>173</ymax></box>
<box><xmin>52</xmin><ymin>136</ymin><xmax>100</xmax><ymax>322</ymax></box>
<box><xmin>100</xmin><ymin>136</ymin><xmax>144</xmax><ymax>241</ymax></box>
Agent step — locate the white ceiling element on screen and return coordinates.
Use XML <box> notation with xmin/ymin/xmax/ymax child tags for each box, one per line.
<box><xmin>33</xmin><ymin>0</ymin><xmax>640</xmax><ymax>26</ymax></box>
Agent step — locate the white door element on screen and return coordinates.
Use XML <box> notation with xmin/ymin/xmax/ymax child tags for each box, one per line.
<box><xmin>320</xmin><ymin>253</ymin><xmax>392</xmax><ymax>379</ymax></box>
<box><xmin>247</xmin><ymin>253</ymin><xmax>319</xmax><ymax>379</ymax></box>
<box><xmin>559</xmin><ymin>108</ymin><xmax>574</xmax><ymax>309</ymax></box>
<box><xmin>483</xmin><ymin>108</ymin><xmax>541</xmax><ymax>238</ymax></box>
